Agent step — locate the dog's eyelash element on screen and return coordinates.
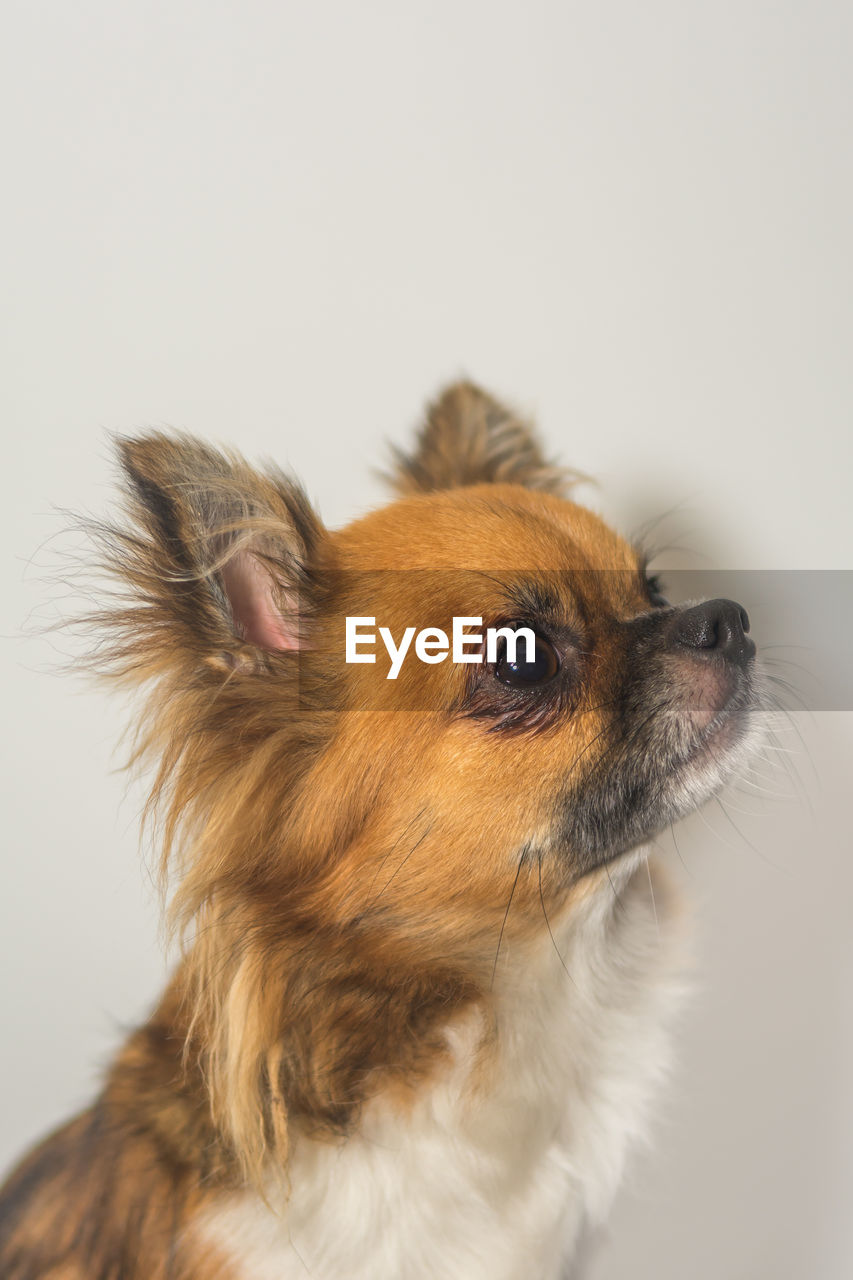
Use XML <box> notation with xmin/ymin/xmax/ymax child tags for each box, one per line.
<box><xmin>505</xmin><ymin>582</ymin><xmax>562</xmax><ymax>624</ymax></box>
<box><xmin>645</xmin><ymin>576</ymin><xmax>670</xmax><ymax>609</ymax></box>
<box><xmin>638</xmin><ymin>557</ymin><xmax>668</xmax><ymax>607</ymax></box>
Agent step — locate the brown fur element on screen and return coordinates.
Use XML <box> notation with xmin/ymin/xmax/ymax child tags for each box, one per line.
<box><xmin>0</xmin><ymin>982</ymin><xmax>234</xmax><ymax>1278</ymax></box>
<box><xmin>1</xmin><ymin>382</ymin><xmax>684</xmax><ymax>1277</ymax></box>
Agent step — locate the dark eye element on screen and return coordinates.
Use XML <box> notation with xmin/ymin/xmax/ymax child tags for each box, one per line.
<box><xmin>645</xmin><ymin>573</ymin><xmax>669</xmax><ymax>608</ymax></box>
<box><xmin>494</xmin><ymin>632</ymin><xmax>560</xmax><ymax>686</ymax></box>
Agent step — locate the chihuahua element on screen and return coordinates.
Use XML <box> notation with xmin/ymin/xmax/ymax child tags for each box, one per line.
<box><xmin>0</xmin><ymin>383</ymin><xmax>761</xmax><ymax>1279</ymax></box>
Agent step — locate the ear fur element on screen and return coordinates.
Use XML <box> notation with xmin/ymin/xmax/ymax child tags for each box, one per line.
<box><xmin>101</xmin><ymin>431</ymin><xmax>324</xmax><ymax>679</ymax></box>
<box><xmin>79</xmin><ymin>434</ymin><xmax>331</xmax><ymax>1186</ymax></box>
<box><xmin>388</xmin><ymin>380</ymin><xmax>574</xmax><ymax>497</ymax></box>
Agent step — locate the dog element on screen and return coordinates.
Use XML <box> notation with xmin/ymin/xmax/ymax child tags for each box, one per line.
<box><xmin>0</xmin><ymin>382</ymin><xmax>762</xmax><ymax>1279</ymax></box>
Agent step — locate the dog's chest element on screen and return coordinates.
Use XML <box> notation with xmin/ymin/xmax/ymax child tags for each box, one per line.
<box><xmin>197</xmin><ymin>867</ymin><xmax>679</xmax><ymax>1280</ymax></box>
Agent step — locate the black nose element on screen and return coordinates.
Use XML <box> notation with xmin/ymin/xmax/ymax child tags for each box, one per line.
<box><xmin>669</xmin><ymin>598</ymin><xmax>756</xmax><ymax>668</ymax></box>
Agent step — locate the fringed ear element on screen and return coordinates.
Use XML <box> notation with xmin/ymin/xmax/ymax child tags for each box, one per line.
<box><xmin>388</xmin><ymin>380</ymin><xmax>574</xmax><ymax>497</ymax></box>
<box><xmin>104</xmin><ymin>432</ymin><xmax>324</xmax><ymax>679</ymax></box>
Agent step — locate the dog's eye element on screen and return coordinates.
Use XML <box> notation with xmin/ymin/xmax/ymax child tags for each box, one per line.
<box><xmin>645</xmin><ymin>573</ymin><xmax>669</xmax><ymax>608</ymax></box>
<box><xmin>494</xmin><ymin>633</ymin><xmax>560</xmax><ymax>687</ymax></box>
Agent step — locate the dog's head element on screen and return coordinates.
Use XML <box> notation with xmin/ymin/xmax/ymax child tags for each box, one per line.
<box><xmin>93</xmin><ymin>381</ymin><xmax>760</xmax><ymax>1176</ymax></box>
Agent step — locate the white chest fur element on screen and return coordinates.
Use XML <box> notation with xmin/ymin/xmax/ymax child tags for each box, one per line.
<box><xmin>197</xmin><ymin>853</ymin><xmax>683</xmax><ymax>1280</ymax></box>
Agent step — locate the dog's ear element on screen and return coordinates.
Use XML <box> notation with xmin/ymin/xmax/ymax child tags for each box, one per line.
<box><xmin>388</xmin><ymin>380</ymin><xmax>572</xmax><ymax>497</ymax></box>
<box><xmin>101</xmin><ymin>432</ymin><xmax>324</xmax><ymax>677</ymax></box>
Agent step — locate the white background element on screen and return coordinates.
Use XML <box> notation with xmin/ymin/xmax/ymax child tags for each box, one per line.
<box><xmin>1</xmin><ymin>4</ymin><xmax>851</xmax><ymax>1277</ymax></box>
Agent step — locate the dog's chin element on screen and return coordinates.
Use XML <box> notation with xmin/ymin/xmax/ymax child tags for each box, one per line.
<box><xmin>660</xmin><ymin>700</ymin><xmax>761</xmax><ymax>821</ymax></box>
<box><xmin>560</xmin><ymin>684</ymin><xmax>764</xmax><ymax>877</ymax></box>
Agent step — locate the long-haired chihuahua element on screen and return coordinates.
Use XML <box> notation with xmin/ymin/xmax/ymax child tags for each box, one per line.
<box><xmin>0</xmin><ymin>383</ymin><xmax>762</xmax><ymax>1279</ymax></box>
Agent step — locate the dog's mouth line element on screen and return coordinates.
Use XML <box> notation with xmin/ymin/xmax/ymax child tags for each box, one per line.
<box><xmin>688</xmin><ymin>707</ymin><xmax>739</xmax><ymax>761</ymax></box>
<box><xmin>690</xmin><ymin>683</ymin><xmax>756</xmax><ymax>756</ymax></box>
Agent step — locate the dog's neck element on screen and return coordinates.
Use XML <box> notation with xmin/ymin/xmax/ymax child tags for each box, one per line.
<box><xmin>193</xmin><ymin>849</ymin><xmax>684</xmax><ymax>1280</ymax></box>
